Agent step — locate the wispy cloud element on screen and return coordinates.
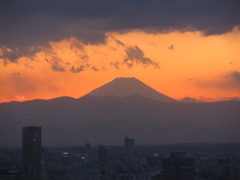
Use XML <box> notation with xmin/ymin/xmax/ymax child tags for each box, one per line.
<box><xmin>12</xmin><ymin>72</ymin><xmax>20</xmax><ymax>76</ymax></box>
<box><xmin>46</xmin><ymin>57</ymin><xmax>66</xmax><ymax>72</ymax></box>
<box><xmin>91</xmin><ymin>66</ymin><xmax>99</xmax><ymax>71</ymax></box>
<box><xmin>168</xmin><ymin>44</ymin><xmax>174</xmax><ymax>50</ymax></box>
<box><xmin>115</xmin><ymin>39</ymin><xmax>125</xmax><ymax>47</ymax></box>
<box><xmin>123</xmin><ymin>46</ymin><xmax>160</xmax><ymax>69</ymax></box>
<box><xmin>111</xmin><ymin>61</ymin><xmax>120</xmax><ymax>70</ymax></box>
<box><xmin>230</xmin><ymin>71</ymin><xmax>240</xmax><ymax>84</ymax></box>
<box><xmin>0</xmin><ymin>47</ymin><xmax>41</xmax><ymax>63</ymax></box>
<box><xmin>181</xmin><ymin>97</ymin><xmax>203</xmax><ymax>103</ymax></box>
<box><xmin>71</xmin><ymin>65</ymin><xmax>90</xmax><ymax>73</ymax></box>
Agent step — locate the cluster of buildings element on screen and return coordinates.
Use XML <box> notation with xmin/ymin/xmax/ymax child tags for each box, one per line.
<box><xmin>0</xmin><ymin>126</ymin><xmax>240</xmax><ymax>180</ymax></box>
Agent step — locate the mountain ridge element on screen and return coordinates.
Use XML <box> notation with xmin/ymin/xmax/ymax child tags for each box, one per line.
<box><xmin>87</xmin><ymin>77</ymin><xmax>177</xmax><ymax>103</ymax></box>
<box><xmin>1</xmin><ymin>77</ymin><xmax>239</xmax><ymax>147</ymax></box>
<box><xmin>1</xmin><ymin>94</ymin><xmax>240</xmax><ymax>147</ymax></box>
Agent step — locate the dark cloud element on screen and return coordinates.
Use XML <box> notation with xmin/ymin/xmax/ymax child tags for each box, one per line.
<box><xmin>181</xmin><ymin>97</ymin><xmax>202</xmax><ymax>103</ymax></box>
<box><xmin>46</xmin><ymin>57</ymin><xmax>65</xmax><ymax>72</ymax></box>
<box><xmin>70</xmin><ymin>40</ymin><xmax>84</xmax><ymax>51</ymax></box>
<box><xmin>230</xmin><ymin>71</ymin><xmax>240</xmax><ymax>84</ymax></box>
<box><xmin>46</xmin><ymin>56</ymin><xmax>97</xmax><ymax>73</ymax></box>
<box><xmin>111</xmin><ymin>61</ymin><xmax>120</xmax><ymax>70</ymax></box>
<box><xmin>188</xmin><ymin>78</ymin><xmax>195</xmax><ymax>81</ymax></box>
<box><xmin>198</xmin><ymin>96</ymin><xmax>214</xmax><ymax>102</ymax></box>
<box><xmin>0</xmin><ymin>47</ymin><xmax>41</xmax><ymax>63</ymax></box>
<box><xmin>91</xmin><ymin>66</ymin><xmax>99</xmax><ymax>71</ymax></box>
<box><xmin>115</xmin><ymin>39</ymin><xmax>125</xmax><ymax>47</ymax></box>
<box><xmin>79</xmin><ymin>55</ymin><xmax>89</xmax><ymax>61</ymax></box>
<box><xmin>181</xmin><ymin>96</ymin><xmax>240</xmax><ymax>102</ymax></box>
<box><xmin>69</xmin><ymin>41</ymin><xmax>89</xmax><ymax>61</ymax></box>
<box><xmin>228</xmin><ymin>97</ymin><xmax>240</xmax><ymax>101</ymax></box>
<box><xmin>231</xmin><ymin>71</ymin><xmax>240</xmax><ymax>81</ymax></box>
<box><xmin>71</xmin><ymin>66</ymin><xmax>84</xmax><ymax>73</ymax></box>
<box><xmin>168</xmin><ymin>44</ymin><xmax>174</xmax><ymax>50</ymax></box>
<box><xmin>123</xmin><ymin>46</ymin><xmax>160</xmax><ymax>69</ymax></box>
<box><xmin>12</xmin><ymin>72</ymin><xmax>20</xmax><ymax>76</ymax></box>
<box><xmin>70</xmin><ymin>65</ymin><xmax>90</xmax><ymax>73</ymax></box>
<box><xmin>0</xmin><ymin>0</ymin><xmax>239</xmax><ymax>48</ymax></box>
<box><xmin>52</xmin><ymin>64</ymin><xmax>65</xmax><ymax>72</ymax></box>
<box><xmin>181</xmin><ymin>95</ymin><xmax>213</xmax><ymax>103</ymax></box>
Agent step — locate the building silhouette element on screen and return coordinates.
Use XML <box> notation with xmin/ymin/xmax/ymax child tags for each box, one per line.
<box><xmin>124</xmin><ymin>137</ymin><xmax>134</xmax><ymax>156</ymax></box>
<box><xmin>0</xmin><ymin>170</ymin><xmax>24</xmax><ymax>180</ymax></box>
<box><xmin>98</xmin><ymin>146</ymin><xmax>107</xmax><ymax>166</ymax></box>
<box><xmin>163</xmin><ymin>152</ymin><xmax>194</xmax><ymax>180</ymax></box>
<box><xmin>85</xmin><ymin>142</ymin><xmax>91</xmax><ymax>162</ymax></box>
<box><xmin>22</xmin><ymin>126</ymin><xmax>42</xmax><ymax>180</ymax></box>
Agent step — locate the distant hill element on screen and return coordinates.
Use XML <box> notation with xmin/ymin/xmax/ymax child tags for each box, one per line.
<box><xmin>1</xmin><ymin>95</ymin><xmax>240</xmax><ymax>147</ymax></box>
<box><xmin>87</xmin><ymin>77</ymin><xmax>177</xmax><ymax>103</ymax></box>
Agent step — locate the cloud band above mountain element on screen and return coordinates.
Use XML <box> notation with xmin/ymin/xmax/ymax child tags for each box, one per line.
<box><xmin>0</xmin><ymin>0</ymin><xmax>239</xmax><ymax>48</ymax></box>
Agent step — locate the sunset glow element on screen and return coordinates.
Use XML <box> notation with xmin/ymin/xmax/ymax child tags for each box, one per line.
<box><xmin>1</xmin><ymin>27</ymin><xmax>240</xmax><ymax>103</ymax></box>
<box><xmin>1</xmin><ymin>0</ymin><xmax>240</xmax><ymax>103</ymax></box>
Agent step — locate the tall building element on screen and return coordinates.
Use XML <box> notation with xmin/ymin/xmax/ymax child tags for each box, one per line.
<box><xmin>124</xmin><ymin>137</ymin><xmax>134</xmax><ymax>156</ymax></box>
<box><xmin>162</xmin><ymin>152</ymin><xmax>195</xmax><ymax>180</ymax></box>
<box><xmin>98</xmin><ymin>145</ymin><xmax>107</xmax><ymax>166</ymax></box>
<box><xmin>22</xmin><ymin>126</ymin><xmax>42</xmax><ymax>180</ymax></box>
<box><xmin>0</xmin><ymin>170</ymin><xmax>24</xmax><ymax>180</ymax></box>
<box><xmin>85</xmin><ymin>142</ymin><xmax>91</xmax><ymax>161</ymax></box>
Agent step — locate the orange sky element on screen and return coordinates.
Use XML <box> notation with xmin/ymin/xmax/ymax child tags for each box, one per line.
<box><xmin>0</xmin><ymin>27</ymin><xmax>240</xmax><ymax>103</ymax></box>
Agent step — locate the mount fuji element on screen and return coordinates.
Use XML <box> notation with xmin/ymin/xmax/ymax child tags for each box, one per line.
<box><xmin>87</xmin><ymin>77</ymin><xmax>177</xmax><ymax>103</ymax></box>
<box><xmin>0</xmin><ymin>77</ymin><xmax>240</xmax><ymax>147</ymax></box>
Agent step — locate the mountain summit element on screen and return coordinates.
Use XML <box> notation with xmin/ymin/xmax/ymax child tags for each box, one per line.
<box><xmin>87</xmin><ymin>77</ymin><xmax>177</xmax><ymax>103</ymax></box>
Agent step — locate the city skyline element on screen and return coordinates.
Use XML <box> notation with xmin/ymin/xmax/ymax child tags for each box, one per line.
<box><xmin>0</xmin><ymin>125</ymin><xmax>239</xmax><ymax>179</ymax></box>
<box><xmin>1</xmin><ymin>1</ymin><xmax>240</xmax><ymax>179</ymax></box>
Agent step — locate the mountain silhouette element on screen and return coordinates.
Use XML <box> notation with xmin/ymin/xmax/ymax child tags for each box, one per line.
<box><xmin>87</xmin><ymin>77</ymin><xmax>177</xmax><ymax>103</ymax></box>
<box><xmin>1</xmin><ymin>78</ymin><xmax>240</xmax><ymax>147</ymax></box>
<box><xmin>1</xmin><ymin>95</ymin><xmax>240</xmax><ymax>147</ymax></box>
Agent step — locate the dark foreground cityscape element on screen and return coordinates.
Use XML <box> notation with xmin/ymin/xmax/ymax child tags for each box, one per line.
<box><xmin>0</xmin><ymin>126</ymin><xmax>240</xmax><ymax>180</ymax></box>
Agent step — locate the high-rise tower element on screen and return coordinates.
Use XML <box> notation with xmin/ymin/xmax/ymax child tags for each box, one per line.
<box><xmin>98</xmin><ymin>145</ymin><xmax>107</xmax><ymax>166</ymax></box>
<box><xmin>124</xmin><ymin>137</ymin><xmax>134</xmax><ymax>156</ymax></box>
<box><xmin>85</xmin><ymin>142</ymin><xmax>91</xmax><ymax>162</ymax></box>
<box><xmin>163</xmin><ymin>152</ymin><xmax>195</xmax><ymax>180</ymax></box>
<box><xmin>22</xmin><ymin>126</ymin><xmax>42</xmax><ymax>180</ymax></box>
